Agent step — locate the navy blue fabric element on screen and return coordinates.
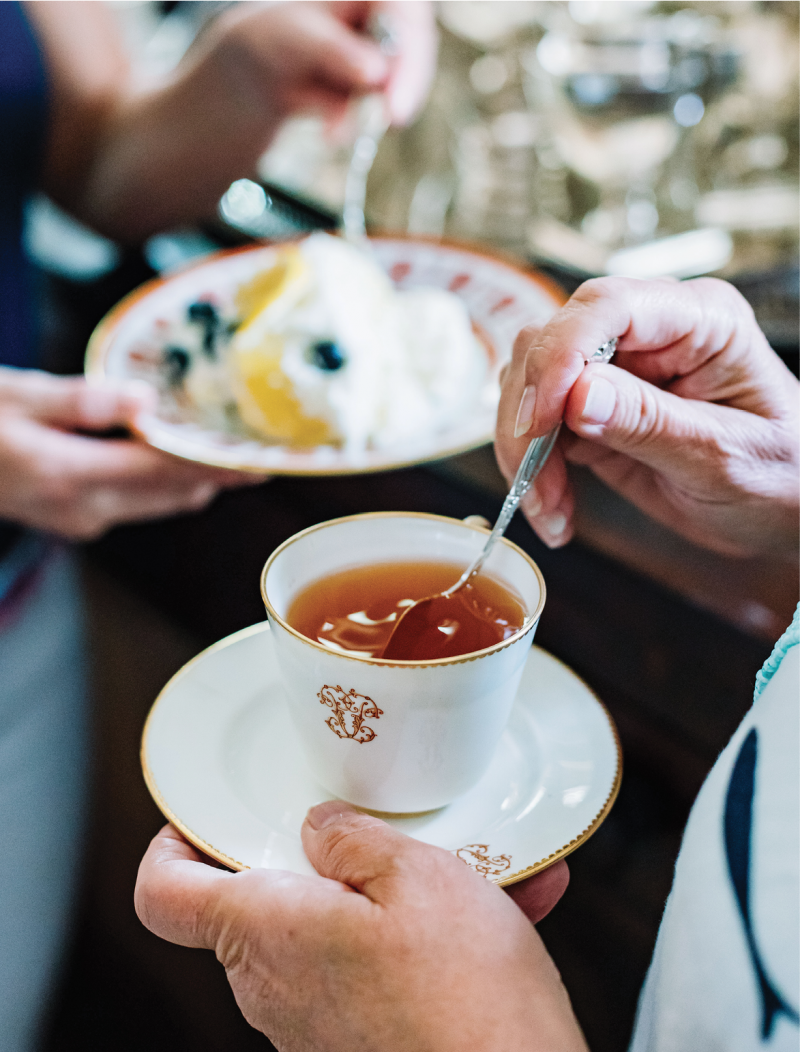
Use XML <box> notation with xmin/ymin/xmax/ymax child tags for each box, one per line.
<box><xmin>724</xmin><ymin>728</ymin><xmax>799</xmax><ymax>1039</ymax></box>
<box><xmin>0</xmin><ymin>3</ymin><xmax>49</xmax><ymax>560</ymax></box>
<box><xmin>0</xmin><ymin>1</ymin><xmax>49</xmax><ymax>370</ymax></box>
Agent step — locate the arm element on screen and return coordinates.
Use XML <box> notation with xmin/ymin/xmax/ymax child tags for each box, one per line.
<box><xmin>135</xmin><ymin>807</ymin><xmax>583</xmax><ymax>1052</ymax></box>
<box><xmin>495</xmin><ymin>277</ymin><xmax>800</xmax><ymax>559</ymax></box>
<box><xmin>26</xmin><ymin>1</ymin><xmax>437</xmax><ymax>242</ymax></box>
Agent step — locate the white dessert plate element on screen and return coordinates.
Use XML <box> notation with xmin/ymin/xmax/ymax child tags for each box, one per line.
<box><xmin>86</xmin><ymin>236</ymin><xmax>565</xmax><ymax>475</ymax></box>
<box><xmin>141</xmin><ymin>622</ymin><xmax>621</xmax><ymax>885</ymax></box>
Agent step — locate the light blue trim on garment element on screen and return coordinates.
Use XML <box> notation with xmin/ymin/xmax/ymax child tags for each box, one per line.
<box><xmin>754</xmin><ymin>603</ymin><xmax>800</xmax><ymax>702</ymax></box>
<box><xmin>0</xmin><ymin>532</ymin><xmax>48</xmax><ymax>604</ymax></box>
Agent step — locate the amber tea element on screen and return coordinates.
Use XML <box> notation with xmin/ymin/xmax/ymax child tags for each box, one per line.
<box><xmin>286</xmin><ymin>560</ymin><xmax>527</xmax><ymax>661</ymax></box>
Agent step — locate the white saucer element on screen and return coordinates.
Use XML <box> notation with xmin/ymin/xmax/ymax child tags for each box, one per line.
<box><xmin>142</xmin><ymin>623</ymin><xmax>621</xmax><ymax>885</ymax></box>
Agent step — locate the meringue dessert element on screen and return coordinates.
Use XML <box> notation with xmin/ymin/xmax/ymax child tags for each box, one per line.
<box><xmin>153</xmin><ymin>233</ymin><xmax>486</xmax><ymax>453</ymax></box>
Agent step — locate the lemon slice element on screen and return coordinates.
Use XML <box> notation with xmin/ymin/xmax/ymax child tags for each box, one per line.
<box><xmin>233</xmin><ymin>337</ymin><xmax>336</xmax><ymax>447</ymax></box>
<box><xmin>230</xmin><ymin>247</ymin><xmax>334</xmax><ymax>445</ymax></box>
<box><xmin>234</xmin><ymin>246</ymin><xmax>306</xmax><ymax>327</ymax></box>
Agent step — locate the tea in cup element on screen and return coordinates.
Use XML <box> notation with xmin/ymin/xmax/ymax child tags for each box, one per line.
<box><xmin>261</xmin><ymin>512</ymin><xmax>545</xmax><ymax>813</ymax></box>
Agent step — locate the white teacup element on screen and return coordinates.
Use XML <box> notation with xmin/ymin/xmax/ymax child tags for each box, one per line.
<box><xmin>261</xmin><ymin>512</ymin><xmax>545</xmax><ymax>813</ymax></box>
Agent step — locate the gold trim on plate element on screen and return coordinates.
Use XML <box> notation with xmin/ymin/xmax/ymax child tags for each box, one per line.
<box><xmin>140</xmin><ymin>622</ymin><xmax>268</xmax><ymax>871</ymax></box>
<box><xmin>496</xmin><ymin>668</ymin><xmax>623</xmax><ymax>887</ymax></box>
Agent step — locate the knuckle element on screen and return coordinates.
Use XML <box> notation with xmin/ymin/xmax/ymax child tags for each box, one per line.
<box><xmin>571</xmin><ymin>275</ymin><xmax>630</xmax><ymax>307</ymax></box>
<box><xmin>34</xmin><ymin>468</ymin><xmax>110</xmax><ymax>540</ymax></box>
<box><xmin>691</xmin><ymin>275</ymin><xmax>744</xmax><ymax>305</ymax></box>
<box><xmin>55</xmin><ymin>510</ymin><xmax>105</xmax><ymax>542</ymax></box>
<box><xmin>75</xmin><ymin>520</ymin><xmax>108</xmax><ymax>542</ymax></box>
<box><xmin>72</xmin><ymin>383</ymin><xmax>97</xmax><ymax>419</ymax></box>
<box><xmin>617</xmin><ymin>381</ymin><xmax>666</xmax><ymax>446</ymax></box>
<box><xmin>36</xmin><ymin>460</ymin><xmax>78</xmax><ymax>506</ymax></box>
<box><xmin>511</xmin><ymin>325</ymin><xmax>539</xmax><ymax>363</ymax></box>
<box><xmin>187</xmin><ymin>483</ymin><xmax>217</xmax><ymax>509</ymax></box>
<box><xmin>739</xmin><ymin>419</ymin><xmax>790</xmax><ymax>473</ymax></box>
<box><xmin>36</xmin><ymin>370</ymin><xmax>78</xmax><ymax>404</ymax></box>
<box><xmin>53</xmin><ymin>480</ymin><xmax>84</xmax><ymax>513</ymax></box>
<box><xmin>320</xmin><ymin>816</ymin><xmax>379</xmax><ymax>866</ymax></box>
<box><xmin>691</xmin><ymin>277</ymin><xmax>756</xmax><ymax>328</ymax></box>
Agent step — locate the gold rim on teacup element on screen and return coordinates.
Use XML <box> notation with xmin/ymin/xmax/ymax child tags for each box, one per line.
<box><xmin>260</xmin><ymin>511</ymin><xmax>546</xmax><ymax>668</ymax></box>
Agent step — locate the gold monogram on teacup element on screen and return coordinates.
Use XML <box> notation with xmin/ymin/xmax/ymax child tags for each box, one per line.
<box><xmin>455</xmin><ymin>844</ymin><xmax>512</xmax><ymax>878</ymax></box>
<box><xmin>318</xmin><ymin>685</ymin><xmax>383</xmax><ymax>743</ymax></box>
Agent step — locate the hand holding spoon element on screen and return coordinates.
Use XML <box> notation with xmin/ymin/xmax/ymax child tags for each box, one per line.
<box><xmin>381</xmin><ymin>338</ymin><xmax>618</xmax><ymax>660</ymax></box>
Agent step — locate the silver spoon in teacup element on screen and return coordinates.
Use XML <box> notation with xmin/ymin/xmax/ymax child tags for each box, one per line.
<box><xmin>381</xmin><ymin>338</ymin><xmax>618</xmax><ymax>660</ymax></box>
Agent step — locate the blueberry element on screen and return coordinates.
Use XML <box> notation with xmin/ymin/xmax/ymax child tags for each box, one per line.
<box><xmin>164</xmin><ymin>346</ymin><xmax>191</xmax><ymax>386</ymax></box>
<box><xmin>311</xmin><ymin>341</ymin><xmax>346</xmax><ymax>371</ymax></box>
<box><xmin>187</xmin><ymin>301</ymin><xmax>218</xmax><ymax>324</ymax></box>
<box><xmin>187</xmin><ymin>301</ymin><xmax>220</xmax><ymax>357</ymax></box>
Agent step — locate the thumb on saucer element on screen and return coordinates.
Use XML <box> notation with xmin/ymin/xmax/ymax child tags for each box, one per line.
<box><xmin>504</xmin><ymin>860</ymin><xmax>570</xmax><ymax>924</ymax></box>
<box><xmin>135</xmin><ymin>824</ymin><xmax>233</xmax><ymax>950</ymax></box>
<box><xmin>302</xmin><ymin>801</ymin><xmax>467</xmax><ymax>904</ymax></box>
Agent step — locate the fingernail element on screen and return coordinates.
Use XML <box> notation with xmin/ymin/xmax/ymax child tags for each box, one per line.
<box><xmin>539</xmin><ymin>512</ymin><xmax>567</xmax><ymax>547</ymax></box>
<box><xmin>388</xmin><ymin>81</ymin><xmax>415</xmax><ymax>124</ymax></box>
<box><xmin>306</xmin><ymin>800</ymin><xmax>357</xmax><ymax>831</ymax></box>
<box><xmin>581</xmin><ymin>378</ymin><xmax>616</xmax><ymax>425</ymax></box>
<box><xmin>514</xmin><ymin>385</ymin><xmax>537</xmax><ymax>439</ymax></box>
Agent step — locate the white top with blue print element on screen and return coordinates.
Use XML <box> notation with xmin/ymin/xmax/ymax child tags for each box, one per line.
<box><xmin>630</xmin><ymin>609</ymin><xmax>799</xmax><ymax>1052</ymax></box>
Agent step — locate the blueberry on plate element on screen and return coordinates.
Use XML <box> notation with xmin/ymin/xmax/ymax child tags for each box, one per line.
<box><xmin>187</xmin><ymin>301</ymin><xmax>220</xmax><ymax>356</ymax></box>
<box><xmin>188</xmin><ymin>301</ymin><xmax>217</xmax><ymax>323</ymax></box>
<box><xmin>310</xmin><ymin>340</ymin><xmax>346</xmax><ymax>371</ymax></box>
<box><xmin>164</xmin><ymin>346</ymin><xmax>191</xmax><ymax>386</ymax></box>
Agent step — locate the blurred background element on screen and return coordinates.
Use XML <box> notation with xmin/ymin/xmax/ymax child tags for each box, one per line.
<box><xmin>31</xmin><ymin>0</ymin><xmax>799</xmax><ymax>342</ymax></box>
<box><xmin>32</xmin><ymin>3</ymin><xmax>798</xmax><ymax>1051</ymax></box>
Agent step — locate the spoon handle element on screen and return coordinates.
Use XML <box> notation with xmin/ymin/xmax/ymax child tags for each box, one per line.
<box><xmin>445</xmin><ymin>425</ymin><xmax>560</xmax><ymax>595</ymax></box>
<box><xmin>342</xmin><ymin>95</ymin><xmax>388</xmax><ymax>247</ymax></box>
<box><xmin>341</xmin><ymin>15</ymin><xmax>397</xmax><ymax>247</ymax></box>
<box><xmin>446</xmin><ymin>337</ymin><xmax>618</xmax><ymax>596</ymax></box>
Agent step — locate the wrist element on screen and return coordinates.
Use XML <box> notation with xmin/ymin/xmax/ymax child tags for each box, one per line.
<box><xmin>83</xmin><ymin>10</ymin><xmax>286</xmax><ymax>240</ymax></box>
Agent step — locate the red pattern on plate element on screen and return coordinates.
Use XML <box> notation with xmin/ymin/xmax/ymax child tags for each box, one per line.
<box><xmin>490</xmin><ymin>295</ymin><xmax>515</xmax><ymax>314</ymax></box>
<box><xmin>449</xmin><ymin>273</ymin><xmax>471</xmax><ymax>292</ymax></box>
<box><xmin>390</xmin><ymin>261</ymin><xmax>411</xmax><ymax>283</ymax></box>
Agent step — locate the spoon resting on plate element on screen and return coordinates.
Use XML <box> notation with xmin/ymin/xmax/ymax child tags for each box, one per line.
<box><xmin>381</xmin><ymin>338</ymin><xmax>618</xmax><ymax>661</ymax></box>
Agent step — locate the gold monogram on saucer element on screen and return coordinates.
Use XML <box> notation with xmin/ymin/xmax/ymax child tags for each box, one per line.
<box><xmin>456</xmin><ymin>844</ymin><xmax>513</xmax><ymax>878</ymax></box>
